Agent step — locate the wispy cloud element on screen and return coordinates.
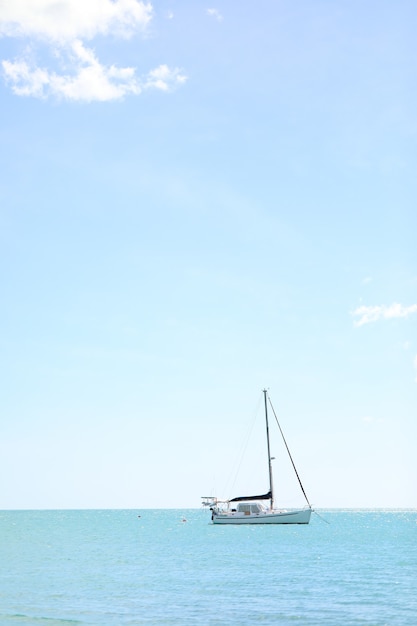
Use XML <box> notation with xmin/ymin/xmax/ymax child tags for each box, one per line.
<box><xmin>362</xmin><ymin>415</ymin><xmax>386</xmax><ymax>424</ymax></box>
<box><xmin>352</xmin><ymin>303</ymin><xmax>417</xmax><ymax>327</ymax></box>
<box><xmin>206</xmin><ymin>8</ymin><xmax>223</xmax><ymax>22</ymax></box>
<box><xmin>414</xmin><ymin>354</ymin><xmax>417</xmax><ymax>383</ymax></box>
<box><xmin>0</xmin><ymin>0</ymin><xmax>187</xmax><ymax>101</ymax></box>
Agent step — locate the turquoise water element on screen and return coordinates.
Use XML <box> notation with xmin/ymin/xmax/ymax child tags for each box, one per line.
<box><xmin>1</xmin><ymin>509</ymin><xmax>416</xmax><ymax>625</ymax></box>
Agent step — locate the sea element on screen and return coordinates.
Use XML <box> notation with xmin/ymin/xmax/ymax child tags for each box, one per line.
<box><xmin>1</xmin><ymin>509</ymin><xmax>416</xmax><ymax>625</ymax></box>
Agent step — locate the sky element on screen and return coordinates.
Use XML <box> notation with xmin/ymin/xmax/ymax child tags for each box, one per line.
<box><xmin>0</xmin><ymin>0</ymin><xmax>416</xmax><ymax>510</ymax></box>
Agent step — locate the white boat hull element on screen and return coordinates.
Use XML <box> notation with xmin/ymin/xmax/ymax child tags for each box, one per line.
<box><xmin>212</xmin><ymin>507</ymin><xmax>312</xmax><ymax>525</ymax></box>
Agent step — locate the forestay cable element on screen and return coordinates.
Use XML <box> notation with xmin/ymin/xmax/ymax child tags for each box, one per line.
<box><xmin>268</xmin><ymin>395</ymin><xmax>312</xmax><ymax>509</ymax></box>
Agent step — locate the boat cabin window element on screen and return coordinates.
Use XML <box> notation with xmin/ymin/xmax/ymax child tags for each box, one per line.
<box><xmin>236</xmin><ymin>503</ymin><xmax>264</xmax><ymax>514</ymax></box>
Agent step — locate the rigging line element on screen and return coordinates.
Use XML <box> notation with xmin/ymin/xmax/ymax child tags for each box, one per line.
<box><xmin>267</xmin><ymin>395</ymin><xmax>312</xmax><ymax>509</ymax></box>
<box><xmin>314</xmin><ymin>510</ymin><xmax>330</xmax><ymax>524</ymax></box>
<box><xmin>226</xmin><ymin>394</ymin><xmax>262</xmax><ymax>499</ymax></box>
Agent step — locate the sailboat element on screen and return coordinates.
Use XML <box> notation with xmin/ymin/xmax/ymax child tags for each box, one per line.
<box><xmin>202</xmin><ymin>389</ymin><xmax>312</xmax><ymax>524</ymax></box>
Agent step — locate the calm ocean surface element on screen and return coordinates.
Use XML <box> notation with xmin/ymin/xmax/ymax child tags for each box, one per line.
<box><xmin>1</xmin><ymin>509</ymin><xmax>416</xmax><ymax>625</ymax></box>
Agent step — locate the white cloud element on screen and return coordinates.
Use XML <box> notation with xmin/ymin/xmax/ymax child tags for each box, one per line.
<box><xmin>414</xmin><ymin>355</ymin><xmax>417</xmax><ymax>383</ymax></box>
<box><xmin>0</xmin><ymin>0</ymin><xmax>152</xmax><ymax>43</ymax></box>
<box><xmin>352</xmin><ymin>303</ymin><xmax>417</xmax><ymax>327</ymax></box>
<box><xmin>3</xmin><ymin>41</ymin><xmax>140</xmax><ymax>101</ymax></box>
<box><xmin>144</xmin><ymin>64</ymin><xmax>187</xmax><ymax>91</ymax></box>
<box><xmin>0</xmin><ymin>0</ymin><xmax>187</xmax><ymax>101</ymax></box>
<box><xmin>2</xmin><ymin>42</ymin><xmax>186</xmax><ymax>101</ymax></box>
<box><xmin>207</xmin><ymin>8</ymin><xmax>223</xmax><ymax>22</ymax></box>
<box><xmin>2</xmin><ymin>58</ymin><xmax>50</xmax><ymax>98</ymax></box>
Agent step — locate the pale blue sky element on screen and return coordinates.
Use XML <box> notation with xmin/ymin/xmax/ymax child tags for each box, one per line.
<box><xmin>1</xmin><ymin>0</ymin><xmax>416</xmax><ymax>509</ymax></box>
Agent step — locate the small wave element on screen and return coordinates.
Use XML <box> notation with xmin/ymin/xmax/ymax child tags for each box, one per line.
<box><xmin>0</xmin><ymin>614</ymin><xmax>84</xmax><ymax>625</ymax></box>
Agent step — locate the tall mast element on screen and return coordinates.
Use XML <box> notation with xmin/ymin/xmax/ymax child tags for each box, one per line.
<box><xmin>263</xmin><ymin>389</ymin><xmax>274</xmax><ymax>510</ymax></box>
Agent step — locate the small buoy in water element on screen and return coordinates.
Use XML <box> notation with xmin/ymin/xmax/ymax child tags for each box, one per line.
<box><xmin>181</xmin><ymin>518</ymin><xmax>187</xmax><ymax>522</ymax></box>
